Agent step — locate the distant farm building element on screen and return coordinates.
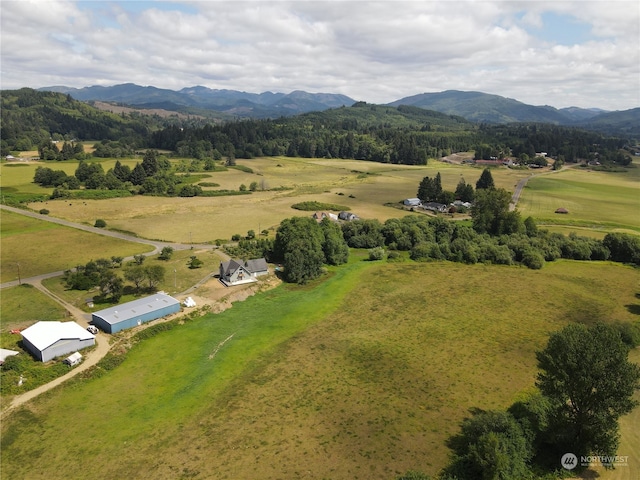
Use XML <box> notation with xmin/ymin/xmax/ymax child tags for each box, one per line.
<box><xmin>338</xmin><ymin>211</ymin><xmax>359</xmax><ymax>221</ymax></box>
<box><xmin>403</xmin><ymin>198</ymin><xmax>421</xmax><ymax>207</ymax></box>
<box><xmin>20</xmin><ymin>321</ymin><xmax>95</xmax><ymax>362</ymax></box>
<box><xmin>220</xmin><ymin>258</ymin><xmax>269</xmax><ymax>286</ymax></box>
<box><xmin>312</xmin><ymin>212</ymin><xmax>339</xmax><ymax>222</ymax></box>
<box><xmin>91</xmin><ymin>293</ymin><xmax>181</xmax><ymax>334</ymax></box>
<box><xmin>423</xmin><ymin>202</ymin><xmax>449</xmax><ymax>213</ymax></box>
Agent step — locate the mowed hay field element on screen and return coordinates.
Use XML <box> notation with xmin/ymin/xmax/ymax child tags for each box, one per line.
<box><xmin>518</xmin><ymin>165</ymin><xmax>640</xmax><ymax>234</ymax></box>
<box><xmin>0</xmin><ymin>210</ymin><xmax>153</xmax><ymax>282</ymax></box>
<box><xmin>2</xmin><ymin>260</ymin><xmax>639</xmax><ymax>479</ymax></box>
<box><xmin>19</xmin><ymin>156</ymin><xmax>534</xmax><ymax>242</ymax></box>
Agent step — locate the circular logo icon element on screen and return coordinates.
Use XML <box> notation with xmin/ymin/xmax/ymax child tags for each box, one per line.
<box><xmin>561</xmin><ymin>453</ymin><xmax>578</xmax><ymax>470</ymax></box>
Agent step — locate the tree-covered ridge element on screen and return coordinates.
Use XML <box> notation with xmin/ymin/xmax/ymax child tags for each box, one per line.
<box><xmin>150</xmin><ymin>103</ymin><xmax>480</xmax><ymax>165</ymax></box>
<box><xmin>0</xmin><ymin>88</ymin><xmax>156</xmax><ymax>155</ymax></box>
<box><xmin>2</xmin><ymin>88</ymin><xmax>634</xmax><ymax>169</ymax></box>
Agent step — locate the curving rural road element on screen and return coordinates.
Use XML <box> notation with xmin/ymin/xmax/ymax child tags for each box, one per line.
<box><xmin>0</xmin><ymin>204</ymin><xmax>217</xmax><ymax>289</ymax></box>
<box><xmin>1</xmin><ymin>205</ymin><xmax>233</xmax><ymax>414</ymax></box>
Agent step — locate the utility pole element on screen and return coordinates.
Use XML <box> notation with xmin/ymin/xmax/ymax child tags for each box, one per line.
<box><xmin>174</xmin><ymin>269</ymin><xmax>177</xmax><ymax>289</ymax></box>
<box><xmin>16</xmin><ymin>262</ymin><xmax>21</xmax><ymax>285</ymax></box>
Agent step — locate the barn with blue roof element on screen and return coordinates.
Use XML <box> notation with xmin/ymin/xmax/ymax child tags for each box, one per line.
<box><xmin>91</xmin><ymin>293</ymin><xmax>181</xmax><ymax>334</ymax></box>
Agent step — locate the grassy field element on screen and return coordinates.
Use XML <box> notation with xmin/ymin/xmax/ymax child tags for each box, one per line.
<box><xmin>2</xmin><ymin>259</ymin><xmax>638</xmax><ymax>479</ymax></box>
<box><xmin>0</xmin><ymin>210</ymin><xmax>154</xmax><ymax>283</ymax></box>
<box><xmin>4</xmin><ymin>156</ymin><xmax>531</xmax><ymax>242</ymax></box>
<box><xmin>2</xmin><ymin>156</ymin><xmax>636</xmax><ymax>243</ymax></box>
<box><xmin>519</xmin><ymin>165</ymin><xmax>640</xmax><ymax>233</ymax></box>
<box><xmin>0</xmin><ymin>284</ymin><xmax>69</xmax><ymax>332</ymax></box>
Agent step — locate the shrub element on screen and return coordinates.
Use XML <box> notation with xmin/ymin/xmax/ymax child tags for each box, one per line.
<box><xmin>368</xmin><ymin>247</ymin><xmax>385</xmax><ymax>261</ymax></box>
<box><xmin>521</xmin><ymin>249</ymin><xmax>545</xmax><ymax>270</ymax></box>
<box><xmin>94</xmin><ymin>219</ymin><xmax>107</xmax><ymax>228</ymax></box>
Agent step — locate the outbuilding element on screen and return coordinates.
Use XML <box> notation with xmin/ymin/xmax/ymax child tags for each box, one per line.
<box><xmin>91</xmin><ymin>293</ymin><xmax>181</xmax><ymax>334</ymax></box>
<box><xmin>403</xmin><ymin>198</ymin><xmax>421</xmax><ymax>207</ymax></box>
<box><xmin>21</xmin><ymin>321</ymin><xmax>95</xmax><ymax>362</ymax></box>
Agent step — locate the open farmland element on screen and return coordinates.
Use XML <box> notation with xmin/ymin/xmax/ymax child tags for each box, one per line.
<box><xmin>518</xmin><ymin>165</ymin><xmax>640</xmax><ymax>234</ymax></box>
<box><xmin>0</xmin><ymin>210</ymin><xmax>154</xmax><ymax>282</ymax></box>
<box><xmin>11</xmin><ymin>155</ymin><xmax>540</xmax><ymax>243</ymax></box>
<box><xmin>1</xmin><ymin>259</ymin><xmax>638</xmax><ymax>479</ymax></box>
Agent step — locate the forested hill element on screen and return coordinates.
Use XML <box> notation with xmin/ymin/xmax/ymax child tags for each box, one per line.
<box><xmin>1</xmin><ymin>88</ymin><xmax>158</xmax><ymax>154</ymax></box>
<box><xmin>1</xmin><ymin>88</ymin><xmax>634</xmax><ymax>168</ymax></box>
<box><xmin>150</xmin><ymin>103</ymin><xmax>479</xmax><ymax>164</ymax></box>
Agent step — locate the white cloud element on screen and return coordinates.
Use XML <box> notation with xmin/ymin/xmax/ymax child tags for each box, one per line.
<box><xmin>1</xmin><ymin>0</ymin><xmax>638</xmax><ymax>110</ymax></box>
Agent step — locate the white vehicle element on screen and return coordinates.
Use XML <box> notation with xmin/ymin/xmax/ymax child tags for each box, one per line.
<box><xmin>86</xmin><ymin>325</ymin><xmax>98</xmax><ymax>334</ymax></box>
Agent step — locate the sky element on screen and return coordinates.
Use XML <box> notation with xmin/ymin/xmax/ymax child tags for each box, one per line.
<box><xmin>1</xmin><ymin>0</ymin><xmax>638</xmax><ymax>111</ymax></box>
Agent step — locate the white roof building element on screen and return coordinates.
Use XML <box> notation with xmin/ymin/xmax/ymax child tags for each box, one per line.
<box><xmin>21</xmin><ymin>321</ymin><xmax>95</xmax><ymax>362</ymax></box>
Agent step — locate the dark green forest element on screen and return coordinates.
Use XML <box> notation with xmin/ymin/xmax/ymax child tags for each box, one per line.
<box><xmin>1</xmin><ymin>88</ymin><xmax>635</xmax><ymax>167</ymax></box>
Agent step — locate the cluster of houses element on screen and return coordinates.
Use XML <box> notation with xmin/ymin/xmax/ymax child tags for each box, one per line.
<box><xmin>403</xmin><ymin>198</ymin><xmax>473</xmax><ymax>213</ymax></box>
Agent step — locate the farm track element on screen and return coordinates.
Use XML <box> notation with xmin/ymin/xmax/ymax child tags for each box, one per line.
<box><xmin>0</xmin><ymin>204</ymin><xmax>220</xmax><ymax>289</ymax></box>
<box><xmin>509</xmin><ymin>164</ymin><xmax>574</xmax><ymax>211</ymax></box>
<box><xmin>0</xmin><ymin>204</ymin><xmax>239</xmax><ymax>414</ymax></box>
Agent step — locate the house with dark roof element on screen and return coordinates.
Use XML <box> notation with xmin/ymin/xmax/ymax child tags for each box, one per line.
<box><xmin>219</xmin><ymin>258</ymin><xmax>269</xmax><ymax>286</ymax></box>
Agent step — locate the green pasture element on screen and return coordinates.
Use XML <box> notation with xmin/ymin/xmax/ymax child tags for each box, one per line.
<box><xmin>0</xmin><ymin>210</ymin><xmax>154</xmax><ymax>283</ymax></box>
<box><xmin>2</xmin><ymin>259</ymin><xmax>638</xmax><ymax>479</ymax></box>
<box><xmin>0</xmin><ymin>284</ymin><xmax>69</xmax><ymax>332</ymax></box>
<box><xmin>518</xmin><ymin>167</ymin><xmax>640</xmax><ymax>232</ymax></box>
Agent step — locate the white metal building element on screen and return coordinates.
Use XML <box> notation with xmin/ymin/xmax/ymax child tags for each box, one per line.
<box><xmin>21</xmin><ymin>321</ymin><xmax>95</xmax><ymax>362</ymax></box>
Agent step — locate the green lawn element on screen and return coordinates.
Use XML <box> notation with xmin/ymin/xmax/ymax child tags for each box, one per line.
<box><xmin>0</xmin><ymin>284</ymin><xmax>68</xmax><ymax>332</ymax></box>
<box><xmin>2</xmin><ymin>259</ymin><xmax>638</xmax><ymax>479</ymax></box>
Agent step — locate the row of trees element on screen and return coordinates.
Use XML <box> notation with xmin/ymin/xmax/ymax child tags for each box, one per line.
<box><xmin>33</xmin><ymin>150</ymin><xmax>213</xmax><ymax>197</ymax></box>
<box><xmin>416</xmin><ymin>168</ymin><xmax>494</xmax><ymax>206</ymax></box>
<box><xmin>265</xmin><ymin>212</ymin><xmax>640</xmax><ymax>285</ymax></box>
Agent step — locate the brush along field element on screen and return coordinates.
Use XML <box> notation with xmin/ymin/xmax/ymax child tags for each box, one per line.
<box><xmin>2</xmin><ymin>259</ymin><xmax>638</xmax><ymax>479</ymax></box>
<box><xmin>0</xmin><ymin>210</ymin><xmax>154</xmax><ymax>283</ymax></box>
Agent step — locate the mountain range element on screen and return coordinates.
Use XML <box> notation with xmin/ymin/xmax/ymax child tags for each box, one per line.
<box><xmin>39</xmin><ymin>84</ymin><xmax>638</xmax><ymax>131</ymax></box>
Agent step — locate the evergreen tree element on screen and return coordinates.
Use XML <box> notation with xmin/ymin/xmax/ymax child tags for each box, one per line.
<box><xmin>129</xmin><ymin>163</ymin><xmax>147</xmax><ymax>185</ymax></box>
<box><xmin>476</xmin><ymin>168</ymin><xmax>495</xmax><ymax>190</ymax></box>
<box><xmin>141</xmin><ymin>150</ymin><xmax>159</xmax><ymax>176</ymax></box>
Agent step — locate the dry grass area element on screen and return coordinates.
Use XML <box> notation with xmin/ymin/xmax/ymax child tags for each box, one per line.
<box><xmin>21</xmin><ymin>157</ymin><xmax>535</xmax><ymax>242</ymax></box>
<box><xmin>0</xmin><ymin>210</ymin><xmax>153</xmax><ymax>283</ymax></box>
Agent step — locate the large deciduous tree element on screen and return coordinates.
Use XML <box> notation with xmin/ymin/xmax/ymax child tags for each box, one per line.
<box><xmin>536</xmin><ymin>323</ymin><xmax>640</xmax><ymax>461</ymax></box>
<box><xmin>471</xmin><ymin>188</ymin><xmax>523</xmax><ymax>235</ymax></box>
<box><xmin>442</xmin><ymin>410</ymin><xmax>532</xmax><ymax>480</ymax></box>
<box><xmin>274</xmin><ymin>217</ymin><xmax>326</xmax><ymax>284</ymax></box>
